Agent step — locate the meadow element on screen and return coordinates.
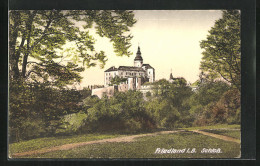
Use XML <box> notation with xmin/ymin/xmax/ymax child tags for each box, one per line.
<box><xmin>9</xmin><ymin>124</ymin><xmax>240</xmax><ymax>159</ymax></box>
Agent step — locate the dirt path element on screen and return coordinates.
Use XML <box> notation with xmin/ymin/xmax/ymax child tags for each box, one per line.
<box><xmin>192</xmin><ymin>130</ymin><xmax>240</xmax><ymax>144</ymax></box>
<box><xmin>12</xmin><ymin>130</ymin><xmax>183</xmax><ymax>157</ymax></box>
<box><xmin>12</xmin><ymin>129</ymin><xmax>240</xmax><ymax>158</ymax></box>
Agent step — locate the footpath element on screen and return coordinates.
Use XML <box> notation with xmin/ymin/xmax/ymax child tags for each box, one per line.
<box><xmin>11</xmin><ymin>129</ymin><xmax>240</xmax><ymax>158</ymax></box>
<box><xmin>12</xmin><ymin>130</ymin><xmax>182</xmax><ymax>157</ymax></box>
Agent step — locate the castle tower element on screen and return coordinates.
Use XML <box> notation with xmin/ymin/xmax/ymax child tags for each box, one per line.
<box><xmin>134</xmin><ymin>46</ymin><xmax>143</xmax><ymax>67</ymax></box>
<box><xmin>169</xmin><ymin>69</ymin><xmax>174</xmax><ymax>83</ymax></box>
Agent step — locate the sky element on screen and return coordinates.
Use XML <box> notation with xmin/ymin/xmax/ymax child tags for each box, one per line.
<box><xmin>74</xmin><ymin>10</ymin><xmax>223</xmax><ymax>89</ymax></box>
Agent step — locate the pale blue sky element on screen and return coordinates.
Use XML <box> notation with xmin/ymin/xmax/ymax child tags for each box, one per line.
<box><xmin>74</xmin><ymin>10</ymin><xmax>223</xmax><ymax>89</ymax></box>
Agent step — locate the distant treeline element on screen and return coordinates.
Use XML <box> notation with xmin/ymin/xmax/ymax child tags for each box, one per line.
<box><xmin>9</xmin><ymin>78</ymin><xmax>240</xmax><ymax>143</ymax></box>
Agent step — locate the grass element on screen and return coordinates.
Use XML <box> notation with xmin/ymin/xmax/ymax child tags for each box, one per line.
<box><xmin>201</xmin><ymin>129</ymin><xmax>241</xmax><ymax>140</ymax></box>
<box><xmin>181</xmin><ymin>124</ymin><xmax>240</xmax><ymax>131</ymax></box>
<box><xmin>9</xmin><ymin>133</ymin><xmax>124</xmax><ymax>155</ymax></box>
<box><xmin>17</xmin><ymin>131</ymin><xmax>240</xmax><ymax>158</ymax></box>
<box><xmin>10</xmin><ymin>124</ymin><xmax>241</xmax><ymax>159</ymax></box>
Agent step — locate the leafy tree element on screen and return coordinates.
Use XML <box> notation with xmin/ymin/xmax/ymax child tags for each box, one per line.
<box><xmin>195</xmin><ymin>81</ymin><xmax>230</xmax><ymax>106</ymax></box>
<box><xmin>200</xmin><ymin>10</ymin><xmax>241</xmax><ymax>90</ymax></box>
<box><xmin>145</xmin><ymin>91</ymin><xmax>152</xmax><ymax>97</ymax></box>
<box><xmin>109</xmin><ymin>75</ymin><xmax>127</xmax><ymax>85</ymax></box>
<box><xmin>212</xmin><ymin>89</ymin><xmax>240</xmax><ymax>124</ymax></box>
<box><xmin>152</xmin><ymin>79</ymin><xmax>172</xmax><ymax>97</ymax></box>
<box><xmin>9</xmin><ymin>10</ymin><xmax>136</xmax><ymax>86</ymax></box>
<box><xmin>146</xmin><ymin>79</ymin><xmax>193</xmax><ymax>128</ymax></box>
<box><xmin>172</xmin><ymin>77</ymin><xmax>187</xmax><ymax>87</ymax></box>
<box><xmin>80</xmin><ymin>90</ymin><xmax>156</xmax><ymax>133</ymax></box>
<box><xmin>9</xmin><ymin>81</ymin><xmax>86</xmax><ymax>142</ymax></box>
<box><xmin>9</xmin><ymin>10</ymin><xmax>136</xmax><ymax>141</ymax></box>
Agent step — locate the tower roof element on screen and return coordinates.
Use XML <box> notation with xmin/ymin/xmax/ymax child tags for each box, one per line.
<box><xmin>134</xmin><ymin>46</ymin><xmax>143</xmax><ymax>61</ymax></box>
<box><xmin>170</xmin><ymin>73</ymin><xmax>174</xmax><ymax>80</ymax></box>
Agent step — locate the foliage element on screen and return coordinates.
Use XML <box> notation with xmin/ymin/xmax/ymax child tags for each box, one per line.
<box><xmin>192</xmin><ymin>80</ymin><xmax>230</xmax><ymax>106</ymax></box>
<box><xmin>211</xmin><ymin>89</ymin><xmax>240</xmax><ymax>124</ymax></box>
<box><xmin>145</xmin><ymin>91</ymin><xmax>152</xmax><ymax>97</ymax></box>
<box><xmin>9</xmin><ymin>10</ymin><xmax>136</xmax><ymax>87</ymax></box>
<box><xmin>79</xmin><ymin>87</ymin><xmax>92</xmax><ymax>99</ymax></box>
<box><xmin>109</xmin><ymin>75</ymin><xmax>127</xmax><ymax>85</ymax></box>
<box><xmin>193</xmin><ymin>88</ymin><xmax>240</xmax><ymax>126</ymax></box>
<box><xmin>9</xmin><ymin>10</ymin><xmax>137</xmax><ymax>142</ymax></box>
<box><xmin>200</xmin><ymin>10</ymin><xmax>241</xmax><ymax>90</ymax></box>
<box><xmin>172</xmin><ymin>77</ymin><xmax>187</xmax><ymax>87</ymax></box>
<box><xmin>56</xmin><ymin>112</ymin><xmax>88</xmax><ymax>135</ymax></box>
<box><xmin>145</xmin><ymin>79</ymin><xmax>194</xmax><ymax>128</ymax></box>
<box><xmin>9</xmin><ymin>79</ymin><xmax>85</xmax><ymax>142</ymax></box>
<box><xmin>80</xmin><ymin>90</ymin><xmax>156</xmax><ymax>133</ymax></box>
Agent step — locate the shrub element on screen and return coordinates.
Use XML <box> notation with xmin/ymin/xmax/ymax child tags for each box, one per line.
<box><xmin>193</xmin><ymin>89</ymin><xmax>240</xmax><ymax>126</ymax></box>
<box><xmin>80</xmin><ymin>90</ymin><xmax>156</xmax><ymax>133</ymax></box>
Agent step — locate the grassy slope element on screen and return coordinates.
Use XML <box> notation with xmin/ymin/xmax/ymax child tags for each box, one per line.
<box><xmin>10</xmin><ymin>124</ymin><xmax>241</xmax><ymax>158</ymax></box>
<box><xmin>201</xmin><ymin>130</ymin><xmax>241</xmax><ymax>140</ymax></box>
<box><xmin>181</xmin><ymin>124</ymin><xmax>240</xmax><ymax>131</ymax></box>
<box><xmin>24</xmin><ymin>131</ymin><xmax>240</xmax><ymax>158</ymax></box>
<box><xmin>9</xmin><ymin>134</ymin><xmax>123</xmax><ymax>154</ymax></box>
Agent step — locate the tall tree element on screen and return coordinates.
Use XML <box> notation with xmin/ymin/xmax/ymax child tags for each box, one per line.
<box><xmin>200</xmin><ymin>10</ymin><xmax>241</xmax><ymax>90</ymax></box>
<box><xmin>9</xmin><ymin>10</ymin><xmax>136</xmax><ymax>87</ymax></box>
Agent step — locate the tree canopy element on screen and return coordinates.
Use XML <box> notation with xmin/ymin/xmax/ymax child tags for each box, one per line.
<box><xmin>109</xmin><ymin>75</ymin><xmax>127</xmax><ymax>85</ymax></box>
<box><xmin>9</xmin><ymin>10</ymin><xmax>136</xmax><ymax>87</ymax></box>
<box><xmin>200</xmin><ymin>10</ymin><xmax>240</xmax><ymax>90</ymax></box>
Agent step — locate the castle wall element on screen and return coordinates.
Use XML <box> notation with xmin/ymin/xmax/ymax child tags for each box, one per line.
<box><xmin>91</xmin><ymin>86</ymin><xmax>115</xmax><ymax>99</ymax></box>
<box><xmin>147</xmin><ymin>68</ymin><xmax>155</xmax><ymax>82</ymax></box>
<box><xmin>118</xmin><ymin>83</ymin><xmax>128</xmax><ymax>92</ymax></box>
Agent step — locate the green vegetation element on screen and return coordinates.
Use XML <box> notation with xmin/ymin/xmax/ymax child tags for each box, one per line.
<box><xmin>109</xmin><ymin>76</ymin><xmax>128</xmax><ymax>86</ymax></box>
<box><xmin>20</xmin><ymin>132</ymin><xmax>240</xmax><ymax>158</ymax></box>
<box><xmin>181</xmin><ymin>124</ymin><xmax>240</xmax><ymax>131</ymax></box>
<box><xmin>9</xmin><ymin>10</ymin><xmax>137</xmax><ymax>143</ymax></box>
<box><xmin>79</xmin><ymin>90</ymin><xmax>156</xmax><ymax>133</ymax></box>
<box><xmin>9</xmin><ymin>11</ymin><xmax>241</xmax><ymax>160</ymax></box>
<box><xmin>9</xmin><ymin>133</ymin><xmax>123</xmax><ymax>154</ymax></box>
<box><xmin>56</xmin><ymin>112</ymin><xmax>88</xmax><ymax>134</ymax></box>
<box><xmin>201</xmin><ymin>129</ymin><xmax>241</xmax><ymax>140</ymax></box>
<box><xmin>10</xmin><ymin>10</ymin><xmax>136</xmax><ymax>80</ymax></box>
<box><xmin>200</xmin><ymin>10</ymin><xmax>241</xmax><ymax>90</ymax></box>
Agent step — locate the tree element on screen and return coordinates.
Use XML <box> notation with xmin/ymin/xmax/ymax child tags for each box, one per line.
<box><xmin>147</xmin><ymin>79</ymin><xmax>193</xmax><ymax>128</ymax></box>
<box><xmin>200</xmin><ymin>10</ymin><xmax>241</xmax><ymax>90</ymax></box>
<box><xmin>9</xmin><ymin>10</ymin><xmax>136</xmax><ymax>87</ymax></box>
<box><xmin>172</xmin><ymin>77</ymin><xmax>187</xmax><ymax>87</ymax></box>
<box><xmin>9</xmin><ymin>10</ymin><xmax>136</xmax><ymax>141</ymax></box>
<box><xmin>193</xmin><ymin>81</ymin><xmax>230</xmax><ymax>106</ymax></box>
<box><xmin>80</xmin><ymin>90</ymin><xmax>156</xmax><ymax>133</ymax></box>
<box><xmin>109</xmin><ymin>75</ymin><xmax>127</xmax><ymax>85</ymax></box>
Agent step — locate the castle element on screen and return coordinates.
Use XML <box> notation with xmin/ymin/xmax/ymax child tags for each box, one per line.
<box><xmin>92</xmin><ymin>46</ymin><xmax>155</xmax><ymax>98</ymax></box>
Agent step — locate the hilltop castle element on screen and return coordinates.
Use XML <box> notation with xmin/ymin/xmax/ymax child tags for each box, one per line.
<box><xmin>92</xmin><ymin>46</ymin><xmax>155</xmax><ymax>98</ymax></box>
<box><xmin>104</xmin><ymin>46</ymin><xmax>155</xmax><ymax>87</ymax></box>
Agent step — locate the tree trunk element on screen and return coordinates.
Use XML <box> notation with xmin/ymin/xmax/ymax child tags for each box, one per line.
<box><xmin>22</xmin><ymin>11</ymin><xmax>37</xmax><ymax>78</ymax></box>
<box><xmin>9</xmin><ymin>11</ymin><xmax>21</xmax><ymax>79</ymax></box>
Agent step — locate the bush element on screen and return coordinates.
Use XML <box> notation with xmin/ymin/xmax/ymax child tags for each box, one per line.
<box><xmin>9</xmin><ymin>79</ymin><xmax>84</xmax><ymax>142</ymax></box>
<box><xmin>193</xmin><ymin>89</ymin><xmax>240</xmax><ymax>126</ymax></box>
<box><xmin>212</xmin><ymin>89</ymin><xmax>240</xmax><ymax>124</ymax></box>
<box><xmin>195</xmin><ymin>81</ymin><xmax>230</xmax><ymax>106</ymax></box>
<box><xmin>56</xmin><ymin>112</ymin><xmax>88</xmax><ymax>135</ymax></box>
<box><xmin>80</xmin><ymin>90</ymin><xmax>156</xmax><ymax>133</ymax></box>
